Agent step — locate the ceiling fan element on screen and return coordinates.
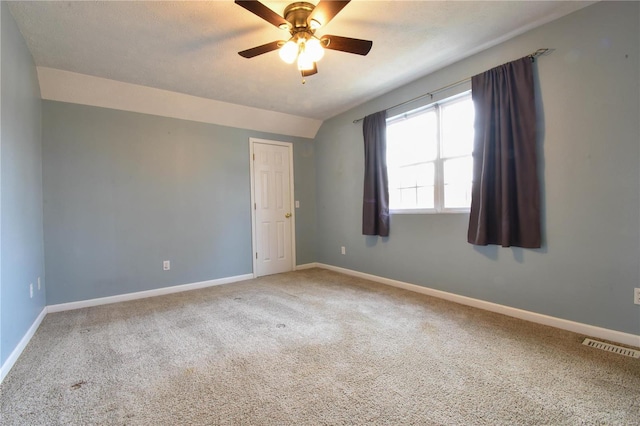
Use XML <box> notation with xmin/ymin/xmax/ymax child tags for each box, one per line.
<box><xmin>235</xmin><ymin>0</ymin><xmax>373</xmax><ymax>79</ymax></box>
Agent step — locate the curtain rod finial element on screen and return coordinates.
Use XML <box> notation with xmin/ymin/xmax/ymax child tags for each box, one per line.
<box><xmin>529</xmin><ymin>48</ymin><xmax>551</xmax><ymax>61</ymax></box>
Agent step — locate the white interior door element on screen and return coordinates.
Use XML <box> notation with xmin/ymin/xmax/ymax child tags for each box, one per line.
<box><xmin>251</xmin><ymin>140</ymin><xmax>295</xmax><ymax>277</ymax></box>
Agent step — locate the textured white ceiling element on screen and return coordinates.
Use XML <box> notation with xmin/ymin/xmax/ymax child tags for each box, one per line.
<box><xmin>8</xmin><ymin>1</ymin><xmax>592</xmax><ymax>121</ymax></box>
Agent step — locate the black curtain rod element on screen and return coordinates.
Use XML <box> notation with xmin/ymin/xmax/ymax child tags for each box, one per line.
<box><xmin>353</xmin><ymin>48</ymin><xmax>550</xmax><ymax>124</ymax></box>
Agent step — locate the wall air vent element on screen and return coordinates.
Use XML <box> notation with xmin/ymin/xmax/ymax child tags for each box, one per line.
<box><xmin>582</xmin><ymin>338</ymin><xmax>640</xmax><ymax>358</ymax></box>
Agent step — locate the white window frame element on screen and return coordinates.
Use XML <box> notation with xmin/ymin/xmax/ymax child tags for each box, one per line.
<box><xmin>387</xmin><ymin>90</ymin><xmax>473</xmax><ymax>215</ymax></box>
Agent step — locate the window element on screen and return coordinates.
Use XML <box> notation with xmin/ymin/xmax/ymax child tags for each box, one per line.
<box><xmin>386</xmin><ymin>91</ymin><xmax>474</xmax><ymax>213</ymax></box>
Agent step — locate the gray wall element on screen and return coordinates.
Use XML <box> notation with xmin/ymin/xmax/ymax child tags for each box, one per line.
<box><xmin>42</xmin><ymin>101</ymin><xmax>316</xmax><ymax>305</ymax></box>
<box><xmin>3</xmin><ymin>1</ymin><xmax>638</xmax><ymax>367</ymax></box>
<box><xmin>314</xmin><ymin>1</ymin><xmax>640</xmax><ymax>335</ymax></box>
<box><xmin>1</xmin><ymin>2</ymin><xmax>46</xmax><ymax>366</ymax></box>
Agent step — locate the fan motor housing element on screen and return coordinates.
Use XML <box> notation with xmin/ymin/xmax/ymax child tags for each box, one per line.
<box><xmin>283</xmin><ymin>2</ymin><xmax>315</xmax><ymax>29</ymax></box>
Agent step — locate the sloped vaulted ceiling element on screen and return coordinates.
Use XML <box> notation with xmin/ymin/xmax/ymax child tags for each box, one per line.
<box><xmin>8</xmin><ymin>1</ymin><xmax>593</xmax><ymax>137</ymax></box>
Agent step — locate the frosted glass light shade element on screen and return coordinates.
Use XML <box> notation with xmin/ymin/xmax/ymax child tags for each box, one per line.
<box><xmin>309</xmin><ymin>19</ymin><xmax>321</xmax><ymax>30</ymax></box>
<box><xmin>279</xmin><ymin>40</ymin><xmax>298</xmax><ymax>64</ymax></box>
<box><xmin>305</xmin><ymin>38</ymin><xmax>324</xmax><ymax>62</ymax></box>
<box><xmin>297</xmin><ymin>51</ymin><xmax>315</xmax><ymax>71</ymax></box>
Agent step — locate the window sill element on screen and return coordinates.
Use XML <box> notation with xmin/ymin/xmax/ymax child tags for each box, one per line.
<box><xmin>390</xmin><ymin>208</ymin><xmax>470</xmax><ymax>215</ymax></box>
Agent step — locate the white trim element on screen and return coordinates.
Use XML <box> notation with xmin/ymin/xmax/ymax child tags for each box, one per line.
<box><xmin>295</xmin><ymin>262</ymin><xmax>320</xmax><ymax>270</ymax></box>
<box><xmin>315</xmin><ymin>263</ymin><xmax>640</xmax><ymax>348</ymax></box>
<box><xmin>249</xmin><ymin>140</ymin><xmax>258</xmax><ymax>278</ymax></box>
<box><xmin>47</xmin><ymin>273</ymin><xmax>253</xmax><ymax>313</ymax></box>
<box><xmin>249</xmin><ymin>138</ymin><xmax>297</xmax><ymax>278</ymax></box>
<box><xmin>390</xmin><ymin>208</ymin><xmax>470</xmax><ymax>215</ymax></box>
<box><xmin>1</xmin><ymin>307</ymin><xmax>47</xmax><ymax>384</ymax></box>
<box><xmin>3</xmin><ymin>266</ymin><xmax>637</xmax><ymax>384</ymax></box>
<box><xmin>36</xmin><ymin>67</ymin><xmax>322</xmax><ymax>139</ymax></box>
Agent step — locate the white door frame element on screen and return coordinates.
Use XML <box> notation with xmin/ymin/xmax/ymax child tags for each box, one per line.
<box><xmin>249</xmin><ymin>138</ymin><xmax>296</xmax><ymax>277</ymax></box>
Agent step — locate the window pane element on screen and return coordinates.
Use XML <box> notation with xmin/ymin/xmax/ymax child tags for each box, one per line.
<box><xmin>416</xmin><ymin>162</ymin><xmax>435</xmax><ymax>187</ymax></box>
<box><xmin>399</xmin><ymin>188</ymin><xmax>417</xmax><ymax>208</ymax></box>
<box><xmin>387</xmin><ymin>167</ymin><xmax>398</xmax><ymax>189</ymax></box>
<box><xmin>398</xmin><ymin>165</ymin><xmax>418</xmax><ymax>188</ymax></box>
<box><xmin>416</xmin><ymin>186</ymin><xmax>435</xmax><ymax>209</ymax></box>
<box><xmin>389</xmin><ymin>188</ymin><xmax>401</xmax><ymax>208</ymax></box>
<box><xmin>443</xmin><ymin>157</ymin><xmax>472</xmax><ymax>185</ymax></box>
<box><xmin>441</xmin><ymin>97</ymin><xmax>474</xmax><ymax>158</ymax></box>
<box><xmin>443</xmin><ymin>156</ymin><xmax>472</xmax><ymax>208</ymax></box>
<box><xmin>444</xmin><ymin>184</ymin><xmax>472</xmax><ymax>209</ymax></box>
<box><xmin>388</xmin><ymin>162</ymin><xmax>435</xmax><ymax>210</ymax></box>
<box><xmin>394</xmin><ymin>186</ymin><xmax>435</xmax><ymax>209</ymax></box>
<box><xmin>386</xmin><ymin>110</ymin><xmax>437</xmax><ymax>167</ymax></box>
<box><xmin>394</xmin><ymin>163</ymin><xmax>434</xmax><ymax>188</ymax></box>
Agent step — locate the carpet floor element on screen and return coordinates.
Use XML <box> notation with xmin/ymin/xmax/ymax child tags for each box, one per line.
<box><xmin>1</xmin><ymin>268</ymin><xmax>639</xmax><ymax>425</ymax></box>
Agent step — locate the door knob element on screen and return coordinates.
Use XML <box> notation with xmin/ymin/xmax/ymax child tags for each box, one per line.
<box><xmin>285</xmin><ymin>213</ymin><xmax>292</xmax><ymax>218</ymax></box>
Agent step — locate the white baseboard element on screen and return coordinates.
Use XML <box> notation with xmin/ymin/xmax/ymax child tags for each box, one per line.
<box><xmin>1</xmin><ymin>307</ymin><xmax>47</xmax><ymax>384</ymax></box>
<box><xmin>3</xmin><ymin>266</ymin><xmax>637</xmax><ymax>386</ymax></box>
<box><xmin>295</xmin><ymin>262</ymin><xmax>320</xmax><ymax>270</ymax></box>
<box><xmin>315</xmin><ymin>263</ymin><xmax>640</xmax><ymax>348</ymax></box>
<box><xmin>47</xmin><ymin>273</ymin><xmax>254</xmax><ymax>313</ymax></box>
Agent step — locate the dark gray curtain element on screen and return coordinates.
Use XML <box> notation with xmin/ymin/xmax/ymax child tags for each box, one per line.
<box><xmin>362</xmin><ymin>110</ymin><xmax>389</xmax><ymax>237</ymax></box>
<box><xmin>468</xmin><ymin>57</ymin><xmax>540</xmax><ymax>248</ymax></box>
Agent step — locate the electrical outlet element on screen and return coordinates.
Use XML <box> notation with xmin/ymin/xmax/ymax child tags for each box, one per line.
<box><xmin>341</xmin><ymin>246</ymin><xmax>346</xmax><ymax>255</ymax></box>
<box><xmin>30</xmin><ymin>283</ymin><xmax>34</xmax><ymax>298</ymax></box>
<box><xmin>163</xmin><ymin>260</ymin><xmax>171</xmax><ymax>271</ymax></box>
<box><xmin>634</xmin><ymin>288</ymin><xmax>640</xmax><ymax>305</ymax></box>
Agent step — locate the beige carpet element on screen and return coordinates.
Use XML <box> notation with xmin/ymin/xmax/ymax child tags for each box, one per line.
<box><xmin>1</xmin><ymin>268</ymin><xmax>639</xmax><ymax>425</ymax></box>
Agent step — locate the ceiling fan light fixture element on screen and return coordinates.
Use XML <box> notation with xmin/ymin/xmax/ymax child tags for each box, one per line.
<box><xmin>236</xmin><ymin>0</ymin><xmax>373</xmax><ymax>78</ymax></box>
<box><xmin>297</xmin><ymin>51</ymin><xmax>315</xmax><ymax>71</ymax></box>
<box><xmin>309</xmin><ymin>18</ymin><xmax>322</xmax><ymax>30</ymax></box>
<box><xmin>279</xmin><ymin>40</ymin><xmax>298</xmax><ymax>64</ymax></box>
<box><xmin>305</xmin><ymin>37</ymin><xmax>325</xmax><ymax>62</ymax></box>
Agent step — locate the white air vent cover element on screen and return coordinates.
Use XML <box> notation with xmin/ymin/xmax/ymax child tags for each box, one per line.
<box><xmin>582</xmin><ymin>338</ymin><xmax>640</xmax><ymax>358</ymax></box>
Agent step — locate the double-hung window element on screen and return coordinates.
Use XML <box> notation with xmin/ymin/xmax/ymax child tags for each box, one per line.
<box><xmin>386</xmin><ymin>91</ymin><xmax>474</xmax><ymax>213</ymax></box>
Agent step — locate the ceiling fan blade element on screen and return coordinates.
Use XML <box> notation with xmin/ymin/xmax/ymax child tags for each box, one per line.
<box><xmin>238</xmin><ymin>40</ymin><xmax>284</xmax><ymax>58</ymax></box>
<box><xmin>321</xmin><ymin>35</ymin><xmax>373</xmax><ymax>56</ymax></box>
<box><xmin>301</xmin><ymin>63</ymin><xmax>318</xmax><ymax>77</ymax></box>
<box><xmin>307</xmin><ymin>1</ymin><xmax>350</xmax><ymax>28</ymax></box>
<box><xmin>235</xmin><ymin>0</ymin><xmax>290</xmax><ymax>29</ymax></box>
